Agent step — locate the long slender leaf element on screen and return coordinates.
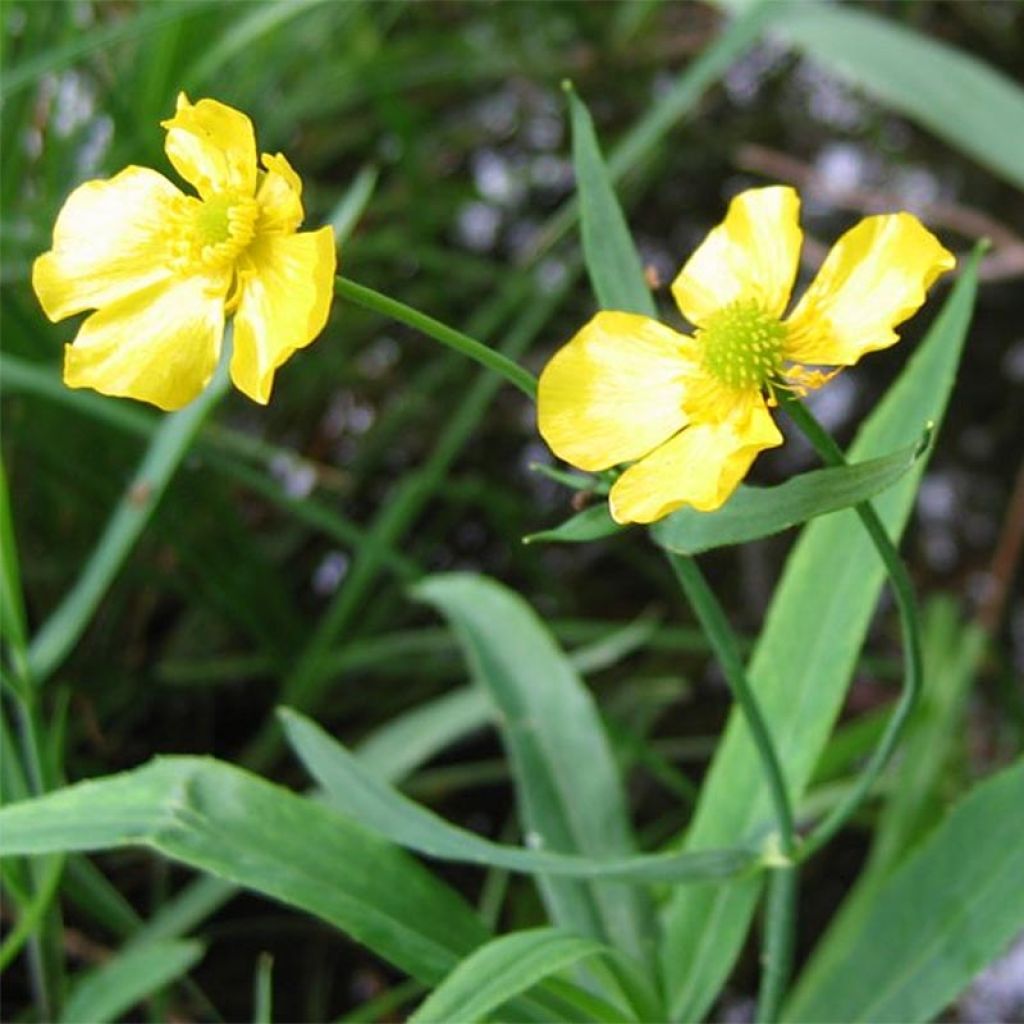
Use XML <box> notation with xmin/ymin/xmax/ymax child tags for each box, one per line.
<box><xmin>651</xmin><ymin>436</ymin><xmax>927</xmax><ymax>554</ymax></box>
<box><xmin>411</xmin><ymin>929</ymin><xmax>609</xmax><ymax>1024</ymax></box>
<box><xmin>568</xmin><ymin>85</ymin><xmax>653</xmax><ymax>316</ymax></box>
<box><xmin>660</xmin><ymin>247</ymin><xmax>984</xmax><ymax>1021</ymax></box>
<box><xmin>785</xmin><ymin>760</ymin><xmax>1024</xmax><ymax>1023</ymax></box>
<box><xmin>413</xmin><ymin>574</ymin><xmax>657</xmax><ymax>964</ymax></box>
<box><xmin>0</xmin><ymin>758</ymin><xmax>489</xmax><ymax>983</ymax></box>
<box><xmin>26</xmin><ymin>355</ymin><xmax>231</xmax><ymax>685</ymax></box>
<box><xmin>60</xmin><ymin>939</ymin><xmax>204</xmax><ymax>1024</ymax></box>
<box><xmin>768</xmin><ymin>2</ymin><xmax>1024</xmax><ymax>191</ymax></box>
<box><xmin>281</xmin><ymin>708</ymin><xmax>756</xmax><ymax>883</ymax></box>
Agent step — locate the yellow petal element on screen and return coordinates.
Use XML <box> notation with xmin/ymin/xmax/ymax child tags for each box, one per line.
<box><xmin>230</xmin><ymin>226</ymin><xmax>337</xmax><ymax>404</ymax></box>
<box><xmin>784</xmin><ymin>213</ymin><xmax>955</xmax><ymax>366</ymax></box>
<box><xmin>32</xmin><ymin>167</ymin><xmax>183</xmax><ymax>322</ymax></box>
<box><xmin>537</xmin><ymin>311</ymin><xmax>697</xmax><ymax>473</ymax></box>
<box><xmin>671</xmin><ymin>186</ymin><xmax>802</xmax><ymax>327</ymax></box>
<box><xmin>608</xmin><ymin>396</ymin><xmax>782</xmax><ymax>523</ymax></box>
<box><xmin>257</xmin><ymin>152</ymin><xmax>304</xmax><ymax>235</ymax></box>
<box><xmin>162</xmin><ymin>93</ymin><xmax>257</xmax><ymax>200</ymax></box>
<box><xmin>63</xmin><ymin>273</ymin><xmax>228</xmax><ymax>411</ymax></box>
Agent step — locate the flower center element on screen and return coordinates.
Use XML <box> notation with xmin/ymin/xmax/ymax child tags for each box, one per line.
<box><xmin>699</xmin><ymin>300</ymin><xmax>787</xmax><ymax>391</ymax></box>
<box><xmin>188</xmin><ymin>193</ymin><xmax>259</xmax><ymax>270</ymax></box>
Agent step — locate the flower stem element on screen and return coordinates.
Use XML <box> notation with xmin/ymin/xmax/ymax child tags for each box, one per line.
<box><xmin>667</xmin><ymin>553</ymin><xmax>797</xmax><ymax>1023</ymax></box>
<box><xmin>778</xmin><ymin>393</ymin><xmax>923</xmax><ymax>861</ymax></box>
<box><xmin>335</xmin><ymin>277</ymin><xmax>538</xmax><ymax>399</ymax></box>
<box><xmin>27</xmin><ymin>351</ymin><xmax>233</xmax><ymax>685</ymax></box>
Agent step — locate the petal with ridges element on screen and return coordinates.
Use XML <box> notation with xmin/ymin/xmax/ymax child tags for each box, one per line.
<box><xmin>671</xmin><ymin>186</ymin><xmax>802</xmax><ymax>327</ymax></box>
<box><xmin>609</xmin><ymin>396</ymin><xmax>782</xmax><ymax>523</ymax></box>
<box><xmin>162</xmin><ymin>93</ymin><xmax>257</xmax><ymax>200</ymax></box>
<box><xmin>256</xmin><ymin>152</ymin><xmax>304</xmax><ymax>235</ymax></box>
<box><xmin>230</xmin><ymin>226</ymin><xmax>337</xmax><ymax>404</ymax></box>
<box><xmin>784</xmin><ymin>213</ymin><xmax>955</xmax><ymax>366</ymax></box>
<box><xmin>537</xmin><ymin>311</ymin><xmax>697</xmax><ymax>473</ymax></box>
<box><xmin>32</xmin><ymin>167</ymin><xmax>183</xmax><ymax>322</ymax></box>
<box><xmin>63</xmin><ymin>273</ymin><xmax>228</xmax><ymax>411</ymax></box>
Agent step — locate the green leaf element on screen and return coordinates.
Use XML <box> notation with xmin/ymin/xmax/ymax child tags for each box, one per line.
<box><xmin>659</xmin><ymin>246</ymin><xmax>984</xmax><ymax>1021</ymax></box>
<box><xmin>650</xmin><ymin>436</ymin><xmax>928</xmax><ymax>555</ymax></box>
<box><xmin>280</xmin><ymin>708</ymin><xmax>756</xmax><ymax>883</ymax></box>
<box><xmin>60</xmin><ymin>939</ymin><xmax>204</xmax><ymax>1024</ymax></box>
<box><xmin>523</xmin><ymin>505</ymin><xmax>624</xmax><ymax>545</ymax></box>
<box><xmin>769</xmin><ymin>3</ymin><xmax>1024</xmax><ymax>192</ymax></box>
<box><xmin>412</xmin><ymin>574</ymin><xmax>656</xmax><ymax>964</ymax></box>
<box><xmin>411</xmin><ymin>928</ymin><xmax>609</xmax><ymax>1024</ymax></box>
<box><xmin>355</xmin><ymin>687</ymin><xmax>492</xmax><ymax>785</ymax></box>
<box><xmin>0</xmin><ymin>758</ymin><xmax>488</xmax><ymax>984</ymax></box>
<box><xmin>26</xmin><ymin>351</ymin><xmax>232</xmax><ymax>686</ymax></box>
<box><xmin>785</xmin><ymin>760</ymin><xmax>1024</xmax><ymax>1023</ymax></box>
<box><xmin>567</xmin><ymin>84</ymin><xmax>655</xmax><ymax>317</ymax></box>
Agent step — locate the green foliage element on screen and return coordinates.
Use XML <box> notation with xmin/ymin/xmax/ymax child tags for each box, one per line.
<box><xmin>0</xmin><ymin>758</ymin><xmax>489</xmax><ymax>984</ymax></box>
<box><xmin>3</xmin><ymin>1</ymin><xmax>1022</xmax><ymax>1020</ymax></box>
<box><xmin>413</xmin><ymin>574</ymin><xmax>657</xmax><ymax>964</ymax></box>
<box><xmin>786</xmin><ymin>759</ymin><xmax>1024</xmax><ymax>1023</ymax></box>
<box><xmin>60</xmin><ymin>940</ymin><xmax>205</xmax><ymax>1024</ymax></box>
<box><xmin>410</xmin><ymin>929</ymin><xmax>611</xmax><ymax>1024</ymax></box>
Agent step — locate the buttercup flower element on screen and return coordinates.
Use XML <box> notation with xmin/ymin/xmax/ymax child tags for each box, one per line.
<box><xmin>538</xmin><ymin>186</ymin><xmax>954</xmax><ymax>524</ymax></box>
<box><xmin>33</xmin><ymin>93</ymin><xmax>336</xmax><ymax>410</ymax></box>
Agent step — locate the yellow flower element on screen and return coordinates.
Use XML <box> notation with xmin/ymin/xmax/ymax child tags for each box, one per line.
<box><xmin>538</xmin><ymin>186</ymin><xmax>955</xmax><ymax>524</ymax></box>
<box><xmin>33</xmin><ymin>93</ymin><xmax>337</xmax><ymax>411</ymax></box>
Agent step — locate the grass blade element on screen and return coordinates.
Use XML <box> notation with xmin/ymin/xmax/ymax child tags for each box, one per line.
<box><xmin>0</xmin><ymin>758</ymin><xmax>489</xmax><ymax>983</ymax></box>
<box><xmin>281</xmin><ymin>707</ymin><xmax>756</xmax><ymax>883</ymax></box>
<box><xmin>59</xmin><ymin>939</ymin><xmax>204</xmax><ymax>1024</ymax></box>
<box><xmin>784</xmin><ymin>760</ymin><xmax>1024</xmax><ymax>1023</ymax></box>
<box><xmin>410</xmin><ymin>929</ymin><xmax>609</xmax><ymax>1024</ymax></box>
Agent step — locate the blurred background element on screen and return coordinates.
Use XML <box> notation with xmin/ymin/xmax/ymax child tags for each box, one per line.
<box><xmin>2</xmin><ymin>1</ymin><xmax>1023</xmax><ymax>1020</ymax></box>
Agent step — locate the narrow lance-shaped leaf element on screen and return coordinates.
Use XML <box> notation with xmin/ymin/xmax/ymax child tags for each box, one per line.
<box><xmin>784</xmin><ymin>759</ymin><xmax>1024</xmax><ymax>1023</ymax></box>
<box><xmin>529</xmin><ymin>437</ymin><xmax>927</xmax><ymax>550</ymax></box>
<box><xmin>660</xmin><ymin>247</ymin><xmax>984</xmax><ymax>1021</ymax></box>
<box><xmin>0</xmin><ymin>758</ymin><xmax>488</xmax><ymax>984</ymax></box>
<box><xmin>413</xmin><ymin>573</ymin><xmax>657</xmax><ymax>966</ymax></box>
<box><xmin>60</xmin><ymin>940</ymin><xmax>204</xmax><ymax>1024</ymax></box>
<box><xmin>567</xmin><ymin>83</ymin><xmax>655</xmax><ymax>317</ymax></box>
<box><xmin>411</xmin><ymin>929</ymin><xmax>611</xmax><ymax>1024</ymax></box>
<box><xmin>281</xmin><ymin>708</ymin><xmax>756</xmax><ymax>884</ymax></box>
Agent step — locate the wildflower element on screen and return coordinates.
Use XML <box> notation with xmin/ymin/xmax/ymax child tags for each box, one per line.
<box><xmin>538</xmin><ymin>186</ymin><xmax>954</xmax><ymax>524</ymax></box>
<box><xmin>33</xmin><ymin>94</ymin><xmax>336</xmax><ymax>410</ymax></box>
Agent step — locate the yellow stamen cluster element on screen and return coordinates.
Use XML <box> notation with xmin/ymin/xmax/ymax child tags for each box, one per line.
<box><xmin>174</xmin><ymin>193</ymin><xmax>259</xmax><ymax>272</ymax></box>
<box><xmin>699</xmin><ymin>299</ymin><xmax>787</xmax><ymax>391</ymax></box>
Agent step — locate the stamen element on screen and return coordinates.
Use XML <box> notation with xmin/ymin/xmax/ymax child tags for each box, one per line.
<box><xmin>698</xmin><ymin>300</ymin><xmax>787</xmax><ymax>391</ymax></box>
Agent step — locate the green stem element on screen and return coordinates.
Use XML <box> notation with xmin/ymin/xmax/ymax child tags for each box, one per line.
<box><xmin>667</xmin><ymin>555</ymin><xmax>796</xmax><ymax>851</ymax></box>
<box><xmin>26</xmin><ymin>348</ymin><xmax>233</xmax><ymax>684</ymax></box>
<box><xmin>335</xmin><ymin>277</ymin><xmax>538</xmax><ymax>400</ymax></box>
<box><xmin>667</xmin><ymin>554</ymin><xmax>797</xmax><ymax>1023</ymax></box>
<box><xmin>779</xmin><ymin>393</ymin><xmax>923</xmax><ymax>861</ymax></box>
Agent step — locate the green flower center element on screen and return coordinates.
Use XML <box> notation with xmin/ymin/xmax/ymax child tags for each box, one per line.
<box><xmin>190</xmin><ymin>193</ymin><xmax>258</xmax><ymax>268</ymax></box>
<box><xmin>698</xmin><ymin>300</ymin><xmax>787</xmax><ymax>391</ymax></box>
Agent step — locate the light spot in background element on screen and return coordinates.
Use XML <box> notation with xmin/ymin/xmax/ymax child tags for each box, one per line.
<box><xmin>456</xmin><ymin>200</ymin><xmax>502</xmax><ymax>251</ymax></box>
<box><xmin>1002</xmin><ymin>339</ymin><xmax>1024</xmax><ymax>382</ymax></box>
<box><xmin>536</xmin><ymin>257</ymin><xmax>567</xmax><ymax>293</ymax></box>
<box><xmin>472</xmin><ymin>148</ymin><xmax>523</xmax><ymax>206</ymax></box>
<box><xmin>269</xmin><ymin>453</ymin><xmax>317</xmax><ymax>500</ymax></box>
<box><xmin>724</xmin><ymin>41</ymin><xmax>787</xmax><ymax>106</ymax></box>
<box><xmin>794</xmin><ymin>60</ymin><xmax>866</xmax><ymax>131</ymax></box>
<box><xmin>805</xmin><ymin>372</ymin><xmax>858</xmax><ymax>433</ymax></box>
<box><xmin>959</xmin><ymin>931</ymin><xmax>1024</xmax><ymax>1024</ymax></box>
<box><xmin>312</xmin><ymin>551</ymin><xmax>350</xmax><ymax>596</ymax></box>
<box><xmin>54</xmin><ymin>70</ymin><xmax>94</xmax><ymax>137</ymax></box>
<box><xmin>816</xmin><ymin>142</ymin><xmax>869</xmax><ymax>193</ymax></box>
<box><xmin>355</xmin><ymin>336</ymin><xmax>401</xmax><ymax>379</ymax></box>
